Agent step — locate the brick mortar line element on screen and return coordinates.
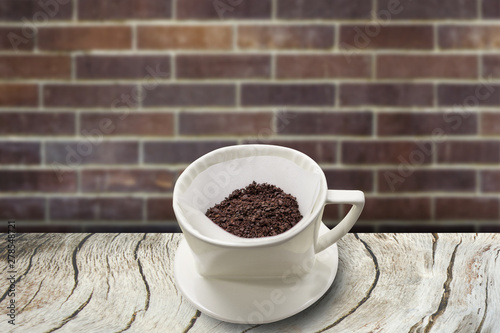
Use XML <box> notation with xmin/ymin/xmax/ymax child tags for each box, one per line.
<box><xmin>38</xmin><ymin>83</ymin><xmax>44</xmax><ymax>110</ymax></box>
<box><xmin>2</xmin><ymin>163</ymin><xmax>499</xmax><ymax>171</ymax></box>
<box><xmin>2</xmin><ymin>20</ymin><xmax>500</xmax><ymax>27</ymax></box>
<box><xmin>142</xmin><ymin>198</ymin><xmax>147</xmax><ymax>223</ymax></box>
<box><xmin>373</xmin><ymin>169</ymin><xmax>378</xmax><ymax>193</ymax></box>
<box><xmin>1</xmin><ymin>107</ymin><xmax>499</xmax><ymax>113</ymax></box>
<box><xmin>371</xmin><ymin>53</ymin><xmax>376</xmax><ymax>80</ymax></box>
<box><xmin>270</xmin><ymin>51</ymin><xmax>276</xmax><ymax>80</ymax></box>
<box><xmin>0</xmin><ymin>50</ymin><xmax>498</xmax><ymax>56</ymax></box>
<box><xmin>2</xmin><ymin>78</ymin><xmax>499</xmax><ymax>84</ymax></box>
<box><xmin>272</xmin><ymin>0</ymin><xmax>277</xmax><ymax>19</ymax></box>
<box><xmin>335</xmin><ymin>141</ymin><xmax>341</xmax><ymax>166</ymax></box>
<box><xmin>1</xmin><ymin>135</ymin><xmax>499</xmax><ymax>142</ymax></box>
<box><xmin>44</xmin><ymin>197</ymin><xmax>49</xmax><ymax>223</ymax></box>
<box><xmin>70</xmin><ymin>53</ymin><xmax>76</xmax><ymax>80</ymax></box>
<box><xmin>131</xmin><ymin>23</ymin><xmax>138</xmax><ymax>50</ymax></box>
<box><xmin>476</xmin><ymin>170</ymin><xmax>481</xmax><ymax>194</ymax></box>
<box><xmin>478</xmin><ymin>0</ymin><xmax>483</xmax><ymax>20</ymax></box>
<box><xmin>1</xmin><ymin>193</ymin><xmax>497</xmax><ymax>199</ymax></box>
<box><xmin>0</xmin><ymin>193</ymin><xmax>174</xmax><ymax>198</ymax></box>
<box><xmin>72</xmin><ymin>0</ymin><xmax>77</xmax><ymax>21</ymax></box>
<box><xmin>478</xmin><ymin>52</ymin><xmax>483</xmax><ymax>78</ymax></box>
<box><xmin>235</xmin><ymin>81</ymin><xmax>241</xmax><ymax>106</ymax></box>
<box><xmin>232</xmin><ymin>25</ymin><xmax>238</xmax><ymax>51</ymax></box>
<box><xmin>433</xmin><ymin>22</ymin><xmax>439</xmax><ymax>51</ymax></box>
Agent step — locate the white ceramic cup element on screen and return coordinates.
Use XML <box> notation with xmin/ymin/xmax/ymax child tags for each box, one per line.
<box><xmin>173</xmin><ymin>145</ymin><xmax>364</xmax><ymax>279</ymax></box>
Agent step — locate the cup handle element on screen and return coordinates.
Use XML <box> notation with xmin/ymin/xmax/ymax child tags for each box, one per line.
<box><xmin>315</xmin><ymin>190</ymin><xmax>365</xmax><ymax>254</ymax></box>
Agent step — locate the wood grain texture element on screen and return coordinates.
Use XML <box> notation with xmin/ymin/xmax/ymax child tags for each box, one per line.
<box><xmin>0</xmin><ymin>233</ymin><xmax>498</xmax><ymax>332</ymax></box>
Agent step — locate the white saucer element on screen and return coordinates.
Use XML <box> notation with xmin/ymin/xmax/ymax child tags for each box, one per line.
<box><xmin>173</xmin><ymin>223</ymin><xmax>339</xmax><ymax>324</ymax></box>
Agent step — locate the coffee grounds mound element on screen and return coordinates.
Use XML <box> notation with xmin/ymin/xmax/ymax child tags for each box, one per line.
<box><xmin>206</xmin><ymin>181</ymin><xmax>303</xmax><ymax>238</ymax></box>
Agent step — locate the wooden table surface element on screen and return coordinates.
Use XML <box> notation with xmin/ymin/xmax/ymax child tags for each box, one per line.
<box><xmin>0</xmin><ymin>233</ymin><xmax>498</xmax><ymax>333</ymax></box>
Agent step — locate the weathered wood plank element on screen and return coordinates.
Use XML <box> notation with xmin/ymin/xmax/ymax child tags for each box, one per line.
<box><xmin>0</xmin><ymin>233</ymin><xmax>498</xmax><ymax>332</ymax></box>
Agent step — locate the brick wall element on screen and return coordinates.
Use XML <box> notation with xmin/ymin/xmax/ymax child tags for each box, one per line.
<box><xmin>0</xmin><ymin>0</ymin><xmax>499</xmax><ymax>232</ymax></box>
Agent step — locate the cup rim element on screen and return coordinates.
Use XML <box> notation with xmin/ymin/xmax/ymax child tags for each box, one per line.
<box><xmin>173</xmin><ymin>144</ymin><xmax>328</xmax><ymax>248</ymax></box>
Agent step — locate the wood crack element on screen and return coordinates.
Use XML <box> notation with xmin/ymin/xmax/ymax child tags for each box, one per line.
<box><xmin>115</xmin><ymin>312</ymin><xmax>137</xmax><ymax>333</ymax></box>
<box><xmin>20</xmin><ymin>278</ymin><xmax>45</xmax><ymax>313</ymax></box>
<box><xmin>182</xmin><ymin>310</ymin><xmax>201</xmax><ymax>333</ymax></box>
<box><xmin>46</xmin><ymin>291</ymin><xmax>93</xmax><ymax>333</ymax></box>
<box><xmin>431</xmin><ymin>233</ymin><xmax>439</xmax><ymax>266</ymax></box>
<box><xmin>240</xmin><ymin>324</ymin><xmax>261</xmax><ymax>333</ymax></box>
<box><xmin>166</xmin><ymin>234</ymin><xmax>178</xmax><ymax>297</ymax></box>
<box><xmin>315</xmin><ymin>234</ymin><xmax>380</xmax><ymax>333</ymax></box>
<box><xmin>476</xmin><ymin>277</ymin><xmax>489</xmax><ymax>333</ymax></box>
<box><xmin>135</xmin><ymin>234</ymin><xmax>151</xmax><ymax>312</ymax></box>
<box><xmin>0</xmin><ymin>237</ymin><xmax>49</xmax><ymax>304</ymax></box>
<box><xmin>423</xmin><ymin>240</ymin><xmax>462</xmax><ymax>333</ymax></box>
<box><xmin>63</xmin><ymin>234</ymin><xmax>94</xmax><ymax>305</ymax></box>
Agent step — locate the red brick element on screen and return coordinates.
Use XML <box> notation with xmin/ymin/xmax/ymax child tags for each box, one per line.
<box><xmin>277</xmin><ymin>112</ymin><xmax>372</xmax><ymax>135</ymax></box>
<box><xmin>0</xmin><ymin>55</ymin><xmax>70</xmax><ymax>79</ymax></box>
<box><xmin>0</xmin><ymin>28</ymin><xmax>34</xmax><ymax>50</ymax></box>
<box><xmin>138</xmin><ymin>26</ymin><xmax>232</xmax><ymax>50</ymax></box>
<box><xmin>177</xmin><ymin>0</ymin><xmax>271</xmax><ymax>19</ymax></box>
<box><xmin>0</xmin><ymin>170</ymin><xmax>76</xmax><ymax>192</ymax></box>
<box><xmin>483</xmin><ymin>0</ymin><xmax>500</xmax><ymax>18</ymax></box>
<box><xmin>438</xmin><ymin>84</ymin><xmax>500</xmax><ymax>106</ymax></box>
<box><xmin>0</xmin><ymin>0</ymin><xmax>72</xmax><ymax>20</ymax></box>
<box><xmin>340</xmin><ymin>25</ymin><xmax>433</xmax><ymax>50</ymax></box>
<box><xmin>436</xmin><ymin>198</ymin><xmax>499</xmax><ymax>220</ymax></box>
<box><xmin>0</xmin><ymin>113</ymin><xmax>74</xmax><ymax>136</ymax></box>
<box><xmin>481</xmin><ymin>113</ymin><xmax>500</xmax><ymax>135</ymax></box>
<box><xmin>437</xmin><ymin>141</ymin><xmax>500</xmax><ymax>163</ymax></box>
<box><xmin>322</xmin><ymin>204</ymin><xmax>340</xmax><ymax>221</ymax></box>
<box><xmin>377</xmin><ymin>55</ymin><xmax>477</xmax><ymax>79</ymax></box>
<box><xmin>340</xmin><ymin>84</ymin><xmax>433</xmax><ymax>107</ymax></box>
<box><xmin>0</xmin><ymin>198</ymin><xmax>45</xmax><ymax>220</ymax></box>
<box><xmin>378</xmin><ymin>170</ymin><xmax>476</xmax><ymax>193</ymax></box>
<box><xmin>49</xmin><ymin>197</ymin><xmax>142</xmax><ymax>221</ymax></box>
<box><xmin>147</xmin><ymin>197</ymin><xmax>175</xmax><ymax>221</ymax></box>
<box><xmin>77</xmin><ymin>55</ymin><xmax>170</xmax><ymax>79</ymax></box>
<box><xmin>45</xmin><ymin>142</ymin><xmax>138</xmax><ymax>165</ymax></box>
<box><xmin>277</xmin><ymin>0</ymin><xmax>371</xmax><ymax>19</ymax></box>
<box><xmin>0</xmin><ymin>84</ymin><xmax>37</xmax><ymax>106</ymax></box>
<box><xmin>378</xmin><ymin>112</ymin><xmax>477</xmax><ymax>136</ymax></box>
<box><xmin>324</xmin><ymin>169</ymin><xmax>373</xmax><ymax>192</ymax></box>
<box><xmin>356</xmin><ymin>197</ymin><xmax>431</xmax><ymax>220</ymax></box>
<box><xmin>277</xmin><ymin>55</ymin><xmax>371</xmax><ymax>79</ymax></box>
<box><xmin>242</xmin><ymin>84</ymin><xmax>334</xmax><ymax>106</ymax></box>
<box><xmin>44</xmin><ymin>85</ymin><xmax>137</xmax><ymax>108</ymax></box>
<box><xmin>39</xmin><ymin>27</ymin><xmax>131</xmax><ymax>51</ymax></box>
<box><xmin>82</xmin><ymin>169</ymin><xmax>175</xmax><ymax>193</ymax></box>
<box><xmin>80</xmin><ymin>113</ymin><xmax>174</xmax><ymax>136</ymax></box>
<box><xmin>439</xmin><ymin>26</ymin><xmax>500</xmax><ymax>49</ymax></box>
<box><xmin>79</xmin><ymin>0</ymin><xmax>171</xmax><ymax>19</ymax></box>
<box><xmin>483</xmin><ymin>55</ymin><xmax>500</xmax><ymax>78</ymax></box>
<box><xmin>143</xmin><ymin>84</ymin><xmax>235</xmax><ymax>107</ymax></box>
<box><xmin>144</xmin><ymin>141</ymin><xmax>236</xmax><ymax>164</ymax></box>
<box><xmin>342</xmin><ymin>141</ymin><xmax>433</xmax><ymax>165</ymax></box>
<box><xmin>377</xmin><ymin>0</ymin><xmax>477</xmax><ymax>19</ymax></box>
<box><xmin>176</xmin><ymin>55</ymin><xmax>270</xmax><ymax>79</ymax></box>
<box><xmin>238</xmin><ymin>25</ymin><xmax>334</xmax><ymax>50</ymax></box>
<box><xmin>179</xmin><ymin>112</ymin><xmax>272</xmax><ymax>136</ymax></box>
<box><xmin>481</xmin><ymin>170</ymin><xmax>500</xmax><ymax>192</ymax></box>
<box><xmin>242</xmin><ymin>140</ymin><xmax>337</xmax><ymax>163</ymax></box>
<box><xmin>0</xmin><ymin>142</ymin><xmax>40</xmax><ymax>164</ymax></box>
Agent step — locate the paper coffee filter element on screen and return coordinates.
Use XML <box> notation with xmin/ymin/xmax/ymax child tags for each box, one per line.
<box><xmin>177</xmin><ymin>155</ymin><xmax>323</xmax><ymax>243</ymax></box>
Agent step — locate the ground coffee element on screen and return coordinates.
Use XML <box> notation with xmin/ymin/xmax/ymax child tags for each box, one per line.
<box><xmin>206</xmin><ymin>181</ymin><xmax>303</xmax><ymax>238</ymax></box>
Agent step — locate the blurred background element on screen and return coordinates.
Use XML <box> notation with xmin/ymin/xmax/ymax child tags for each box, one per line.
<box><xmin>0</xmin><ymin>0</ymin><xmax>499</xmax><ymax>232</ymax></box>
